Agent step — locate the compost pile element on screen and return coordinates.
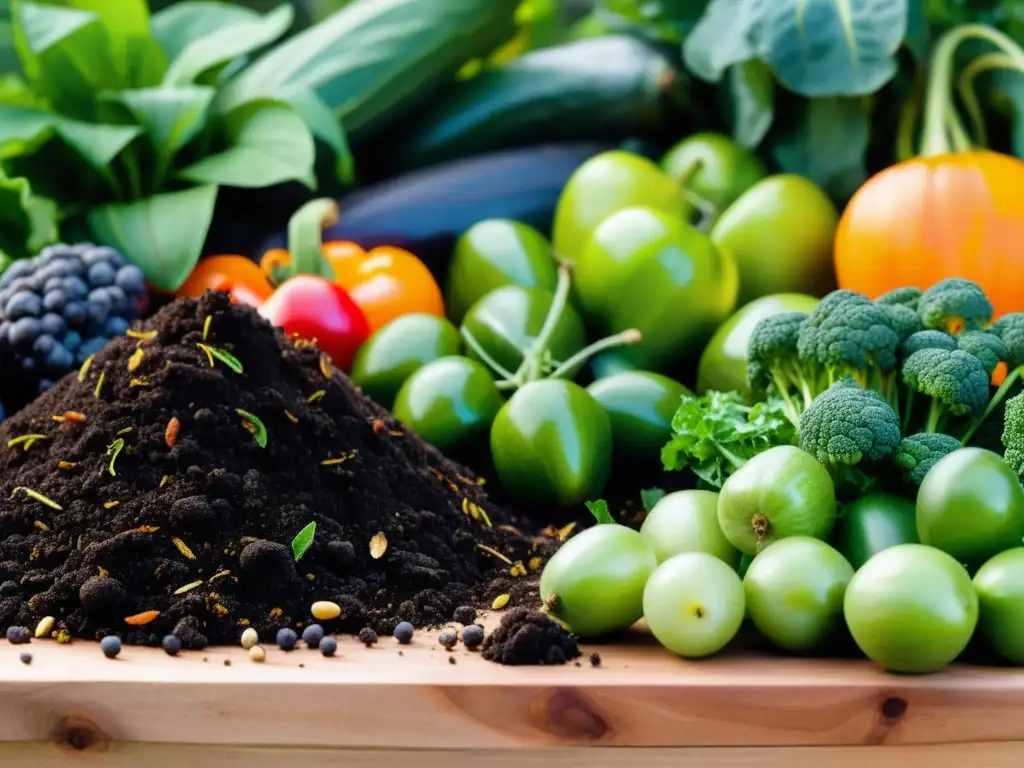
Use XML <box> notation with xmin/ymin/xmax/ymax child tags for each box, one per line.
<box><xmin>482</xmin><ymin>607</ymin><xmax>581</xmax><ymax>665</ymax></box>
<box><xmin>0</xmin><ymin>292</ymin><xmax>544</xmax><ymax>647</ymax></box>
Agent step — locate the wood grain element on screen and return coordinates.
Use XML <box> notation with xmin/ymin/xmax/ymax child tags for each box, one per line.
<box><xmin>1</xmin><ymin>623</ymin><xmax>1023</xmax><ymax>754</ymax></box>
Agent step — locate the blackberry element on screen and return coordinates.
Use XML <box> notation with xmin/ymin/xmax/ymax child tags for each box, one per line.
<box><xmin>0</xmin><ymin>243</ymin><xmax>149</xmax><ymax>407</ymax></box>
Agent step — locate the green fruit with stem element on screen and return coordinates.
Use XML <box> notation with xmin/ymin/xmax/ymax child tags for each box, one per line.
<box><xmin>660</xmin><ymin>132</ymin><xmax>768</xmax><ymax>214</ymax></box>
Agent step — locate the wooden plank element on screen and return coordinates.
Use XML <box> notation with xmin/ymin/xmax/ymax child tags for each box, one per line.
<box><xmin>2</xmin><ymin>626</ymin><xmax>1024</xmax><ymax>751</ymax></box>
<box><xmin>2</xmin><ymin>742</ymin><xmax>1024</xmax><ymax>768</ymax></box>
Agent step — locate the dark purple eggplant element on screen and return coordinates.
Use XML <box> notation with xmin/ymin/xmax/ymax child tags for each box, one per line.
<box><xmin>254</xmin><ymin>143</ymin><xmax>612</xmax><ymax>278</ymax></box>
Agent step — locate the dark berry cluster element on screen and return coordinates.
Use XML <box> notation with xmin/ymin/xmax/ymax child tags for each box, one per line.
<box><xmin>0</xmin><ymin>243</ymin><xmax>148</xmax><ymax>392</ymax></box>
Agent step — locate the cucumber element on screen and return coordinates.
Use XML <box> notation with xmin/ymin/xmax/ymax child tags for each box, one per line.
<box><xmin>391</xmin><ymin>35</ymin><xmax>688</xmax><ymax>170</ymax></box>
<box><xmin>219</xmin><ymin>0</ymin><xmax>520</xmax><ymax>145</ymax></box>
<box><xmin>254</xmin><ymin>143</ymin><xmax>613</xmax><ymax>278</ymax></box>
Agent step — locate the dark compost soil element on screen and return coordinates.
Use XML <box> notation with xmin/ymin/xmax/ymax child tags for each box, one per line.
<box><xmin>0</xmin><ymin>292</ymin><xmax>550</xmax><ymax>647</ymax></box>
<box><xmin>481</xmin><ymin>607</ymin><xmax>581</xmax><ymax>666</ymax></box>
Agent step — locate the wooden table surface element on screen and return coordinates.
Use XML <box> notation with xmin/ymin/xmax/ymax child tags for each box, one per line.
<box><xmin>1</xmin><ymin>615</ymin><xmax>1023</xmax><ymax>768</ymax></box>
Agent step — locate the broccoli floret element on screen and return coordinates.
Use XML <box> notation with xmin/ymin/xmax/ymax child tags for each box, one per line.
<box><xmin>901</xmin><ymin>347</ymin><xmax>990</xmax><ymax>432</ymax></box>
<box><xmin>918</xmin><ymin>278</ymin><xmax>993</xmax><ymax>334</ymax></box>
<box><xmin>901</xmin><ymin>330</ymin><xmax>957</xmax><ymax>357</ymax></box>
<box><xmin>991</xmin><ymin>312</ymin><xmax>1024</xmax><ymax>367</ymax></box>
<box><xmin>957</xmin><ymin>331</ymin><xmax>1007</xmax><ymax>375</ymax></box>
<box><xmin>747</xmin><ymin>312</ymin><xmax>812</xmax><ymax>419</ymax></box>
<box><xmin>798</xmin><ymin>379</ymin><xmax>902</xmax><ymax>476</ymax></box>
<box><xmin>877</xmin><ymin>286</ymin><xmax>923</xmax><ymax>310</ymax></box>
<box><xmin>878</xmin><ymin>302</ymin><xmax>923</xmax><ymax>344</ymax></box>
<box><xmin>894</xmin><ymin>432</ymin><xmax>961</xmax><ymax>486</ymax></box>
<box><xmin>796</xmin><ymin>290</ymin><xmax>900</xmax><ymax>390</ymax></box>
<box><xmin>1002</xmin><ymin>391</ymin><xmax>1024</xmax><ymax>478</ymax></box>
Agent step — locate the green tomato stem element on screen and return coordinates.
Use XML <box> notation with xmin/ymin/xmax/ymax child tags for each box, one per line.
<box><xmin>514</xmin><ymin>263</ymin><xmax>573</xmax><ymax>382</ymax></box>
<box><xmin>672</xmin><ymin>157</ymin><xmax>720</xmax><ymax>231</ymax></box>
<box><xmin>459</xmin><ymin>326</ymin><xmax>517</xmax><ymax>381</ymax></box>
<box><xmin>961</xmin><ymin>364</ymin><xmax>1023</xmax><ymax>445</ymax></box>
<box><xmin>895</xmin><ymin>71</ymin><xmax>923</xmax><ymax>163</ymax></box>
<box><xmin>956</xmin><ymin>52</ymin><xmax>1017</xmax><ymax>147</ymax></box>
<box><xmin>285</xmin><ymin>198</ymin><xmax>340</xmax><ymax>282</ymax></box>
<box><xmin>547</xmin><ymin>328</ymin><xmax>641</xmax><ymax>381</ymax></box>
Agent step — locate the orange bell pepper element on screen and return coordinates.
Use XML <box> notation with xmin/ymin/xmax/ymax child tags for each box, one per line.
<box><xmin>260</xmin><ymin>199</ymin><xmax>445</xmax><ymax>333</ymax></box>
<box><xmin>176</xmin><ymin>255</ymin><xmax>275</xmax><ymax>308</ymax></box>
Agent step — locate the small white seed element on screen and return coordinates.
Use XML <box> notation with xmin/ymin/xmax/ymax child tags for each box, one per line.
<box><xmin>249</xmin><ymin>645</ymin><xmax>266</xmax><ymax>663</ymax></box>
<box><xmin>240</xmin><ymin>627</ymin><xmax>259</xmax><ymax>650</ymax></box>
<box><xmin>34</xmin><ymin>616</ymin><xmax>55</xmax><ymax>638</ymax></box>
<box><xmin>311</xmin><ymin>600</ymin><xmax>341</xmax><ymax>621</ymax></box>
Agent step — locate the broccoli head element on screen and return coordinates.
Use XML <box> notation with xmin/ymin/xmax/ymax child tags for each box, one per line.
<box><xmin>798</xmin><ymin>379</ymin><xmax>902</xmax><ymax>473</ymax></box>
<box><xmin>957</xmin><ymin>331</ymin><xmax>1007</xmax><ymax>375</ymax></box>
<box><xmin>991</xmin><ymin>312</ymin><xmax>1024</xmax><ymax>368</ymax></box>
<box><xmin>876</xmin><ymin>286</ymin><xmax>923</xmax><ymax>310</ymax></box>
<box><xmin>878</xmin><ymin>302</ymin><xmax>923</xmax><ymax>344</ymax></box>
<box><xmin>796</xmin><ymin>289</ymin><xmax>900</xmax><ymax>387</ymax></box>
<box><xmin>901</xmin><ymin>330</ymin><xmax>957</xmax><ymax>357</ymax></box>
<box><xmin>747</xmin><ymin>311</ymin><xmax>811</xmax><ymax>414</ymax></box>
<box><xmin>1002</xmin><ymin>392</ymin><xmax>1024</xmax><ymax>478</ymax></box>
<box><xmin>918</xmin><ymin>278</ymin><xmax>993</xmax><ymax>334</ymax></box>
<box><xmin>894</xmin><ymin>432</ymin><xmax>962</xmax><ymax>486</ymax></box>
<box><xmin>901</xmin><ymin>347</ymin><xmax>990</xmax><ymax>431</ymax></box>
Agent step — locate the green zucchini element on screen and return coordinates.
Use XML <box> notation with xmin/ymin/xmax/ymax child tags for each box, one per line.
<box><xmin>391</xmin><ymin>35</ymin><xmax>688</xmax><ymax>170</ymax></box>
<box><xmin>218</xmin><ymin>0</ymin><xmax>520</xmax><ymax>145</ymax></box>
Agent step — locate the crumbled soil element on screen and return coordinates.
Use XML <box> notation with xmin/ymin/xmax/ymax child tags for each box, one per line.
<box><xmin>481</xmin><ymin>607</ymin><xmax>582</xmax><ymax>665</ymax></box>
<box><xmin>0</xmin><ymin>292</ymin><xmax>553</xmax><ymax>646</ymax></box>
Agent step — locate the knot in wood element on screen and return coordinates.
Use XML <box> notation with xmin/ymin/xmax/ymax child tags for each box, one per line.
<box><xmin>541</xmin><ymin>688</ymin><xmax>610</xmax><ymax>741</ymax></box>
<box><xmin>52</xmin><ymin>715</ymin><xmax>110</xmax><ymax>753</ymax></box>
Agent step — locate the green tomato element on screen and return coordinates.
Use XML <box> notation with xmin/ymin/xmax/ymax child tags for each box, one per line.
<box><xmin>643</xmin><ymin>552</ymin><xmax>745</xmax><ymax>658</ymax></box>
<box><xmin>832</xmin><ymin>493</ymin><xmax>918</xmax><ymax>571</ymax></box>
<box><xmin>490</xmin><ymin>379</ymin><xmax>611</xmax><ymax>507</ymax></box>
<box><xmin>696</xmin><ymin>293</ymin><xmax>820</xmax><ymax>396</ymax></box>
<box><xmin>640</xmin><ymin>490</ymin><xmax>740</xmax><ymax>568</ymax></box>
<box><xmin>718</xmin><ymin>445</ymin><xmax>836</xmax><ymax>556</ymax></box>
<box><xmin>350</xmin><ymin>314</ymin><xmax>461</xmax><ymax>409</ymax></box>
<box><xmin>445</xmin><ymin>219</ymin><xmax>558</xmax><ymax>324</ymax></box>
<box><xmin>710</xmin><ymin>175</ymin><xmax>838</xmax><ymax>306</ymax></box>
<box><xmin>552</xmin><ymin>150</ymin><xmax>689</xmax><ymax>263</ymax></box>
<box><xmin>660</xmin><ymin>132</ymin><xmax>768</xmax><ymax>213</ymax></box>
<box><xmin>588</xmin><ymin>349</ymin><xmax>638</xmax><ymax>380</ymax></box>
<box><xmin>461</xmin><ymin>285</ymin><xmax>586</xmax><ymax>378</ymax></box>
<box><xmin>743</xmin><ymin>537</ymin><xmax>854</xmax><ymax>652</ymax></box>
<box><xmin>575</xmin><ymin>206</ymin><xmax>738</xmax><ymax>372</ymax></box>
<box><xmin>973</xmin><ymin>548</ymin><xmax>1024</xmax><ymax>664</ymax></box>
<box><xmin>916</xmin><ymin>448</ymin><xmax>1024</xmax><ymax>570</ymax></box>
<box><xmin>586</xmin><ymin>371</ymin><xmax>689</xmax><ymax>470</ymax></box>
<box><xmin>540</xmin><ymin>524</ymin><xmax>657</xmax><ymax>638</ymax></box>
<box><xmin>392</xmin><ymin>356</ymin><xmax>503</xmax><ymax>454</ymax></box>
<box><xmin>844</xmin><ymin>544</ymin><xmax>978</xmax><ymax>673</ymax></box>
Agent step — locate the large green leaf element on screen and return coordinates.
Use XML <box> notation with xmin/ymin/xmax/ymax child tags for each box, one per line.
<box><xmin>285</xmin><ymin>87</ymin><xmax>352</xmax><ymax>183</ymax></box>
<box><xmin>725</xmin><ymin>60</ymin><xmax>774</xmax><ymax>149</ymax></box>
<box><xmin>178</xmin><ymin>103</ymin><xmax>316</xmax><ymax>188</ymax></box>
<box><xmin>150</xmin><ymin>1</ymin><xmax>261</xmax><ymax>63</ymax></box>
<box><xmin>88</xmin><ymin>184</ymin><xmax>218</xmax><ymax>291</ymax></box>
<box><xmin>0</xmin><ymin>103</ymin><xmax>53</xmax><ymax>157</ymax></box>
<box><xmin>0</xmin><ymin>166</ymin><xmax>57</xmax><ymax>259</ymax></box>
<box><xmin>102</xmin><ymin>86</ymin><xmax>214</xmax><ymax>172</ymax></box>
<box><xmin>770</xmin><ymin>96</ymin><xmax>872</xmax><ymax>202</ymax></box>
<box><xmin>684</xmin><ymin>0</ymin><xmax>907</xmax><ymax>98</ymax></box>
<box><xmin>13</xmin><ymin>1</ymin><xmax>120</xmax><ymax>119</ymax></box>
<box><xmin>163</xmin><ymin>4</ymin><xmax>293</xmax><ymax>86</ymax></box>
<box><xmin>0</xmin><ymin>102</ymin><xmax>141</xmax><ymax>170</ymax></box>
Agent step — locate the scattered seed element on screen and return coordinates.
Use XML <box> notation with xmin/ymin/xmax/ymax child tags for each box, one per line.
<box><xmin>438</xmin><ymin>630</ymin><xmax>458</xmax><ymax>650</ymax></box>
<box><xmin>320</xmin><ymin>451</ymin><xmax>356</xmax><ymax>466</ymax></box>
<box><xmin>475</xmin><ymin>543</ymin><xmax>512</xmax><ymax>565</ymax></box>
<box><xmin>319</xmin><ymin>354</ymin><xmax>332</xmax><ymax>379</ymax></box>
<box><xmin>19</xmin><ymin>652</ymin><xmax>32</xmax><ymax>665</ymax></box>
<box><xmin>528</xmin><ymin>556</ymin><xmax>544</xmax><ymax>571</ymax></box>
<box><xmin>129</xmin><ymin>525</ymin><xmax>160</xmax><ymax>534</ymax></box>
<box><xmin>369</xmin><ymin>532</ymin><xmax>388</xmax><ymax>559</ymax></box>
<box><xmin>57</xmin><ymin>461</ymin><xmax>77</xmax><ymax>470</ymax></box>
<box><xmin>284</xmin><ymin>409</ymin><xmax>299</xmax><ymax>423</ymax></box>
<box><xmin>93</xmin><ymin>370</ymin><xmax>106</xmax><ymax>398</ymax></box>
<box><xmin>320</xmin><ymin>636</ymin><xmax>338</xmax><ymax>657</ymax></box>
<box><xmin>202</xmin><ymin>316</ymin><xmax>212</xmax><ymax>340</ymax></box>
<box><xmin>394</xmin><ymin>622</ymin><xmax>414</xmax><ymax>644</ymax></box>
<box><xmin>163</xmin><ymin>417</ymin><xmax>180</xmax><ymax>449</ymax></box>
<box><xmin>11</xmin><ymin>487</ymin><xmax>62</xmax><ymax>511</ymax></box>
<box><xmin>359</xmin><ymin>627</ymin><xmax>378</xmax><ymax>646</ymax></box>
<box><xmin>127</xmin><ymin>347</ymin><xmax>145</xmax><ymax>373</ymax></box>
<box><xmin>162</xmin><ymin>635</ymin><xmax>182</xmax><ymax>656</ymax></box>
<box><xmin>276</xmin><ymin>628</ymin><xmax>298</xmax><ymax>651</ymax></box>
<box><xmin>100</xmin><ymin>635</ymin><xmax>122</xmax><ymax>659</ymax></box>
<box><xmin>240</xmin><ymin>627</ymin><xmax>259</xmax><ymax>650</ymax></box>
<box><xmin>311</xmin><ymin>601</ymin><xmax>341</xmax><ymax>621</ymax></box>
<box><xmin>159</xmin><ymin>475</ymin><xmax>169</xmax><ymax>488</ymax></box>
<box><xmin>103</xmin><ymin>501</ymin><xmax>120</xmax><ymax>509</ymax></box>
<box><xmin>127</xmin><ymin>329</ymin><xmax>157</xmax><ymax>341</ymax></box>
<box><xmin>171</xmin><ymin>537</ymin><xmax>196</xmax><ymax>560</ymax></box>
<box><xmin>303</xmin><ymin>624</ymin><xmax>325</xmax><ymax>649</ymax></box>
<box><xmin>33</xmin><ymin>520</ymin><xmax>49</xmax><ymax>532</ymax></box>
<box><xmin>34</xmin><ymin>616</ymin><xmax>54</xmax><ymax>638</ymax></box>
<box><xmin>209</xmin><ymin>570</ymin><xmax>231</xmax><ymax>583</ymax></box>
<box><xmin>129</xmin><ymin>377</ymin><xmax>151</xmax><ymax>388</ymax></box>
<box><xmin>509</xmin><ymin>561</ymin><xmax>527</xmax><ymax>577</ymax></box>
<box><xmin>462</xmin><ymin>625</ymin><xmax>484</xmax><ymax>650</ymax></box>
<box><xmin>307</xmin><ymin>389</ymin><xmax>325</xmax><ymax>403</ymax></box>
<box><xmin>249</xmin><ymin>645</ymin><xmax>266</xmax><ymax>663</ymax></box>
<box><xmin>589</xmin><ymin>653</ymin><xmax>602</xmax><ymax>667</ymax></box>
<box><xmin>6</xmin><ymin>626</ymin><xmax>30</xmax><ymax>645</ymax></box>
<box><xmin>117</xmin><ymin>426</ymin><xmax>134</xmax><ymax>436</ymax></box>
<box><xmin>8</xmin><ymin>434</ymin><xmax>46</xmax><ymax>451</ymax></box>
<box><xmin>124</xmin><ymin>610</ymin><xmax>160</xmax><ymax>626</ymax></box>
<box><xmin>106</xmin><ymin>438</ymin><xmax>125</xmax><ymax>476</ymax></box>
<box><xmin>491</xmin><ymin>594</ymin><xmax>510</xmax><ymax>610</ymax></box>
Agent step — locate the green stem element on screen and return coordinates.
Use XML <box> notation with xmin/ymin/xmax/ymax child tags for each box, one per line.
<box><xmin>925</xmin><ymin>399</ymin><xmax>943</xmax><ymax>433</ymax></box>
<box><xmin>460</xmin><ymin>326</ymin><xmax>516</xmax><ymax>382</ymax></box>
<box><xmin>286</xmin><ymin>198</ymin><xmax>340</xmax><ymax>281</ymax></box>
<box><xmin>961</xmin><ymin>365</ymin><xmax>1023</xmax><ymax>444</ymax></box>
<box><xmin>515</xmin><ymin>264</ymin><xmax>572</xmax><ymax>382</ymax></box>
<box><xmin>711</xmin><ymin>440</ymin><xmax>747</xmax><ymax>472</ymax></box>
<box><xmin>903</xmin><ymin>389</ymin><xmax>915</xmax><ymax>434</ymax></box>
<box><xmin>956</xmin><ymin>52</ymin><xmax>1016</xmax><ymax>147</ymax></box>
<box><xmin>122</xmin><ymin>151</ymin><xmax>143</xmax><ymax>200</ymax></box>
<box><xmin>895</xmin><ymin>71</ymin><xmax>923</xmax><ymax>162</ymax></box>
<box><xmin>945</xmin><ymin>108</ymin><xmax>973</xmax><ymax>152</ymax></box>
<box><xmin>547</xmin><ymin>329</ymin><xmax>641</xmax><ymax>380</ymax></box>
<box><xmin>921</xmin><ymin>24</ymin><xmax>1024</xmax><ymax>157</ymax></box>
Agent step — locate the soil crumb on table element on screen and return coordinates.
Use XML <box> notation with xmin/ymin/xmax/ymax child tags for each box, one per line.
<box><xmin>0</xmin><ymin>292</ymin><xmax>548</xmax><ymax>646</ymax></box>
<box><xmin>482</xmin><ymin>607</ymin><xmax>582</xmax><ymax>665</ymax></box>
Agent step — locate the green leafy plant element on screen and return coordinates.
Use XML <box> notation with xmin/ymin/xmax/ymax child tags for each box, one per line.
<box><xmin>0</xmin><ymin>0</ymin><xmax>350</xmax><ymax>290</ymax></box>
<box><xmin>291</xmin><ymin>520</ymin><xmax>316</xmax><ymax>561</ymax></box>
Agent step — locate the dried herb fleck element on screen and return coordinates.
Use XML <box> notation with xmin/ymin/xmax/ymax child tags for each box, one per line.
<box><xmin>171</xmin><ymin>537</ymin><xmax>196</xmax><ymax>560</ymax></box>
<box><xmin>127</xmin><ymin>347</ymin><xmax>145</xmax><ymax>373</ymax></box>
<box><xmin>11</xmin><ymin>487</ymin><xmax>62</xmax><ymax>511</ymax></box>
<box><xmin>8</xmin><ymin>434</ymin><xmax>46</xmax><ymax>451</ymax></box>
<box><xmin>78</xmin><ymin>353</ymin><xmax>95</xmax><ymax>382</ymax></box>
